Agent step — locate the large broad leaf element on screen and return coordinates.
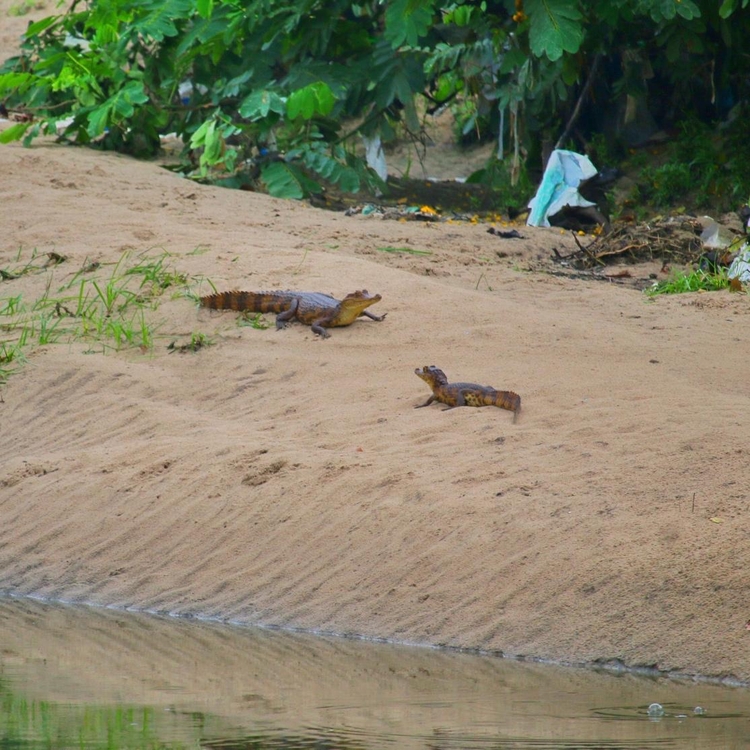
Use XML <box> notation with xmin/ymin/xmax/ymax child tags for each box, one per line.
<box><xmin>0</xmin><ymin>121</ymin><xmax>31</xmax><ymax>144</ymax></box>
<box><xmin>86</xmin><ymin>80</ymin><xmax>148</xmax><ymax>138</ymax></box>
<box><xmin>261</xmin><ymin>161</ymin><xmax>322</xmax><ymax>199</ymax></box>
<box><xmin>647</xmin><ymin>0</ymin><xmax>701</xmax><ymax>21</ymax></box>
<box><xmin>282</xmin><ymin>61</ymin><xmax>352</xmax><ymax>100</ymax></box>
<box><xmin>0</xmin><ymin>72</ymin><xmax>35</xmax><ymax>95</ymax></box>
<box><xmin>24</xmin><ymin>15</ymin><xmax>60</xmax><ymax>37</ymax></box>
<box><xmin>238</xmin><ymin>89</ymin><xmax>286</xmax><ymax>120</ymax></box>
<box><xmin>133</xmin><ymin>0</ymin><xmax>193</xmax><ymax>41</ymax></box>
<box><xmin>286</xmin><ymin>82</ymin><xmax>335</xmax><ymax>120</ymax></box>
<box><xmin>526</xmin><ymin>0</ymin><xmax>584</xmax><ymax>61</ymax></box>
<box><xmin>385</xmin><ymin>0</ymin><xmax>435</xmax><ymax>47</ymax></box>
<box><xmin>718</xmin><ymin>0</ymin><xmax>749</xmax><ymax>17</ymax></box>
<box><xmin>196</xmin><ymin>0</ymin><xmax>213</xmax><ymax>19</ymax></box>
<box><xmin>373</xmin><ymin>52</ymin><xmax>424</xmax><ymax>126</ymax></box>
<box><xmin>674</xmin><ymin>0</ymin><xmax>701</xmax><ymax>20</ymax></box>
<box><xmin>175</xmin><ymin>14</ymin><xmax>230</xmax><ymax>55</ymax></box>
<box><xmin>189</xmin><ymin>115</ymin><xmax>239</xmax><ymax>176</ymax></box>
<box><xmin>300</xmin><ymin>147</ymin><xmax>360</xmax><ymax>193</ymax></box>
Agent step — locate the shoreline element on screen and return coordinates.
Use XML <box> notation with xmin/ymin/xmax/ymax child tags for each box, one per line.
<box><xmin>5</xmin><ymin>592</ymin><xmax>748</xmax><ymax>690</ymax></box>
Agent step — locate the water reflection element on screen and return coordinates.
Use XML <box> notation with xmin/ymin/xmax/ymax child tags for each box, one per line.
<box><xmin>0</xmin><ymin>597</ymin><xmax>748</xmax><ymax>749</ymax></box>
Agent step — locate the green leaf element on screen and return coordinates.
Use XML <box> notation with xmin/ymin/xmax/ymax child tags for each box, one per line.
<box><xmin>86</xmin><ymin>103</ymin><xmax>111</xmax><ymax>138</ymax></box>
<box><xmin>0</xmin><ymin>72</ymin><xmax>35</xmax><ymax>95</ymax></box>
<box><xmin>196</xmin><ymin>0</ymin><xmax>213</xmax><ymax>19</ymax></box>
<box><xmin>647</xmin><ymin>0</ymin><xmax>701</xmax><ymax>21</ymax></box>
<box><xmin>203</xmin><ymin>123</ymin><xmax>223</xmax><ymax>163</ymax></box>
<box><xmin>189</xmin><ymin>117</ymin><xmax>213</xmax><ymax>149</ymax></box>
<box><xmin>24</xmin><ymin>15</ymin><xmax>60</xmax><ymax>37</ymax></box>
<box><xmin>499</xmin><ymin>47</ymin><xmax>527</xmax><ymax>74</ymax></box>
<box><xmin>220</xmin><ymin>69</ymin><xmax>252</xmax><ymax>98</ymax></box>
<box><xmin>115</xmin><ymin>81</ymin><xmax>148</xmax><ymax>118</ymax></box>
<box><xmin>22</xmin><ymin>122</ymin><xmax>42</xmax><ymax>147</ymax></box>
<box><xmin>675</xmin><ymin>0</ymin><xmax>701</xmax><ymax>20</ymax></box>
<box><xmin>446</xmin><ymin>5</ymin><xmax>473</xmax><ymax>26</ymax></box>
<box><xmin>300</xmin><ymin>147</ymin><xmax>360</xmax><ymax>192</ymax></box>
<box><xmin>385</xmin><ymin>0</ymin><xmax>434</xmax><ymax>47</ymax></box>
<box><xmin>287</xmin><ymin>87</ymin><xmax>314</xmax><ymax>120</ymax></box>
<box><xmin>239</xmin><ymin>90</ymin><xmax>286</xmax><ymax>120</ymax></box>
<box><xmin>85</xmin><ymin>81</ymin><xmax>148</xmax><ymax>138</ymax></box>
<box><xmin>175</xmin><ymin>14</ymin><xmax>229</xmax><ymax>55</ymax></box>
<box><xmin>134</xmin><ymin>0</ymin><xmax>193</xmax><ymax>41</ymax></box>
<box><xmin>0</xmin><ymin>122</ymin><xmax>32</xmax><ymax>144</ymax></box>
<box><xmin>310</xmin><ymin>82</ymin><xmax>335</xmax><ymax>116</ymax></box>
<box><xmin>526</xmin><ymin>0</ymin><xmax>584</xmax><ymax>61</ymax></box>
<box><xmin>260</xmin><ymin>161</ymin><xmax>305</xmax><ymax>199</ymax></box>
<box><xmin>94</xmin><ymin>24</ymin><xmax>119</xmax><ymax>46</ymax></box>
<box><xmin>286</xmin><ymin>82</ymin><xmax>335</xmax><ymax>120</ymax></box>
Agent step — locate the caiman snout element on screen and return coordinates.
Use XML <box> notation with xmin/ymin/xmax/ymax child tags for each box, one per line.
<box><xmin>348</xmin><ymin>289</ymin><xmax>381</xmax><ymax>302</ymax></box>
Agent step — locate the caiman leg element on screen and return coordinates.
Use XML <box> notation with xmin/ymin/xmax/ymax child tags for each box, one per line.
<box><xmin>434</xmin><ymin>392</ymin><xmax>467</xmax><ymax>410</ymax></box>
<box><xmin>275</xmin><ymin>299</ymin><xmax>299</xmax><ymax>330</ymax></box>
<box><xmin>360</xmin><ymin>311</ymin><xmax>387</xmax><ymax>321</ymax></box>
<box><xmin>415</xmin><ymin>395</ymin><xmax>436</xmax><ymax>408</ymax></box>
<box><xmin>310</xmin><ymin>321</ymin><xmax>332</xmax><ymax>339</ymax></box>
<box><xmin>452</xmin><ymin>390</ymin><xmax>469</xmax><ymax>407</ymax></box>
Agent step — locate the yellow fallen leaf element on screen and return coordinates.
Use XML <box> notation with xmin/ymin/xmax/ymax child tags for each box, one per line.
<box><xmin>710</xmin><ymin>517</ymin><xmax>724</xmax><ymax>524</ymax></box>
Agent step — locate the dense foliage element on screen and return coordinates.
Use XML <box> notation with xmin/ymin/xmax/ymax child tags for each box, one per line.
<box><xmin>0</xmin><ymin>0</ymin><xmax>748</xmax><ymax>202</ymax></box>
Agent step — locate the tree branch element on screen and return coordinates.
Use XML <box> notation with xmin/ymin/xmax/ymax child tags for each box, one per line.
<box><xmin>554</xmin><ymin>53</ymin><xmax>602</xmax><ymax>152</ymax></box>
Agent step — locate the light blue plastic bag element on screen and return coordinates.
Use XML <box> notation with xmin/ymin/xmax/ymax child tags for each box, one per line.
<box><xmin>527</xmin><ymin>149</ymin><xmax>598</xmax><ymax>227</ymax></box>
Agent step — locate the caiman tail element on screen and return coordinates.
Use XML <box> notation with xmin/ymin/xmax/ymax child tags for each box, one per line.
<box><xmin>199</xmin><ymin>291</ymin><xmax>283</xmax><ymax>313</ymax></box>
<box><xmin>491</xmin><ymin>390</ymin><xmax>521</xmax><ymax>422</ymax></box>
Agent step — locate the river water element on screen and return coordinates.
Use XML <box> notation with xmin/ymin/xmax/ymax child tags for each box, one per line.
<box><xmin>0</xmin><ymin>597</ymin><xmax>748</xmax><ymax>748</ymax></box>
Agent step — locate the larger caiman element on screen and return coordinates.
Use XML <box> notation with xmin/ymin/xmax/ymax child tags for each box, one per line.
<box><xmin>414</xmin><ymin>365</ymin><xmax>521</xmax><ymax>422</ymax></box>
<box><xmin>199</xmin><ymin>289</ymin><xmax>386</xmax><ymax>338</ymax></box>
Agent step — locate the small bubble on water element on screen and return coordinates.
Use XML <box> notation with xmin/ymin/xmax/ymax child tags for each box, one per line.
<box><xmin>647</xmin><ymin>703</ymin><xmax>665</xmax><ymax>717</ymax></box>
<box><xmin>693</xmin><ymin>706</ymin><xmax>706</xmax><ymax>715</ymax></box>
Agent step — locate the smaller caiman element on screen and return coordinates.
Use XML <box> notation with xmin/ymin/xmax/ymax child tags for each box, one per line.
<box><xmin>414</xmin><ymin>365</ymin><xmax>521</xmax><ymax>422</ymax></box>
<box><xmin>199</xmin><ymin>289</ymin><xmax>386</xmax><ymax>338</ymax></box>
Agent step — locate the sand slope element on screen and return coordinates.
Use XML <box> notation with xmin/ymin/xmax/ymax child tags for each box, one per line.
<box><xmin>1</xmin><ymin>134</ymin><xmax>749</xmax><ymax>683</ymax></box>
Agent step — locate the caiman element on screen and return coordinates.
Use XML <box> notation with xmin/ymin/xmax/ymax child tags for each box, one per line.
<box><xmin>199</xmin><ymin>289</ymin><xmax>386</xmax><ymax>338</ymax></box>
<box><xmin>414</xmin><ymin>365</ymin><xmax>521</xmax><ymax>422</ymax></box>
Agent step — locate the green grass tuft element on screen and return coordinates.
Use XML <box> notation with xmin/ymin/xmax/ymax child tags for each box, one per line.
<box><xmin>0</xmin><ymin>248</ymin><xmax>213</xmax><ymax>384</ymax></box>
<box><xmin>167</xmin><ymin>332</ymin><xmax>213</xmax><ymax>353</ymax></box>
<box><xmin>239</xmin><ymin>312</ymin><xmax>270</xmax><ymax>329</ymax></box>
<box><xmin>645</xmin><ymin>268</ymin><xmax>731</xmax><ymax>296</ymax></box>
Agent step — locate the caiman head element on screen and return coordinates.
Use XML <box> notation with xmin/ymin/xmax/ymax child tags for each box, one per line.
<box><xmin>414</xmin><ymin>365</ymin><xmax>449</xmax><ymax>387</ymax></box>
<box><xmin>337</xmin><ymin>289</ymin><xmax>382</xmax><ymax>321</ymax></box>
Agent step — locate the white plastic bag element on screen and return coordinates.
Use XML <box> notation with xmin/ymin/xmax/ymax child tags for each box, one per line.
<box><xmin>527</xmin><ymin>149</ymin><xmax>598</xmax><ymax>227</ymax></box>
<box><xmin>728</xmin><ymin>242</ymin><xmax>750</xmax><ymax>283</ymax></box>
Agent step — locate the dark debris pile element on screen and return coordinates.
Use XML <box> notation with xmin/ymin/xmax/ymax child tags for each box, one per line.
<box><xmin>557</xmin><ymin>216</ymin><xmax>704</xmax><ymax>270</ymax></box>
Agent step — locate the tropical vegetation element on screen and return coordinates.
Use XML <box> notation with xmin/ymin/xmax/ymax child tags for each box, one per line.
<box><xmin>0</xmin><ymin>0</ymin><xmax>748</xmax><ymax>203</ymax></box>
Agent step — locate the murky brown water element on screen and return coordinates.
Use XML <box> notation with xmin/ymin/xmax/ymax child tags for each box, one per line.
<box><xmin>1</xmin><ymin>597</ymin><xmax>748</xmax><ymax>748</ymax></box>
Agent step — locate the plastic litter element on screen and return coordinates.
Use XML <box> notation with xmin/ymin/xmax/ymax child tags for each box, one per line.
<box><xmin>727</xmin><ymin>242</ymin><xmax>750</xmax><ymax>283</ymax></box>
<box><xmin>700</xmin><ymin>220</ymin><xmax>735</xmax><ymax>249</ymax></box>
<box><xmin>527</xmin><ymin>149</ymin><xmax>598</xmax><ymax>227</ymax></box>
<box><xmin>361</xmin><ymin>133</ymin><xmax>388</xmax><ymax>182</ymax></box>
<box><xmin>647</xmin><ymin>703</ymin><xmax>665</xmax><ymax>717</ymax></box>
